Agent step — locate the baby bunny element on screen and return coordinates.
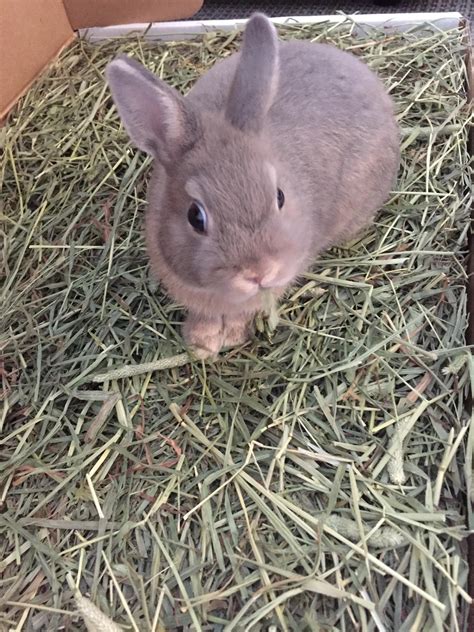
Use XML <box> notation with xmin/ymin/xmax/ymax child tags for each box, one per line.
<box><xmin>105</xmin><ymin>13</ymin><xmax>399</xmax><ymax>357</ymax></box>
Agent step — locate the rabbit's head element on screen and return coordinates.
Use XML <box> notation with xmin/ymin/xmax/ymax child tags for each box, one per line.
<box><xmin>106</xmin><ymin>15</ymin><xmax>312</xmax><ymax>311</ymax></box>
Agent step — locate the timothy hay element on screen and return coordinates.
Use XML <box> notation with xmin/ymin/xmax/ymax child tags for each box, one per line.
<box><xmin>1</xmin><ymin>18</ymin><xmax>473</xmax><ymax>631</ymax></box>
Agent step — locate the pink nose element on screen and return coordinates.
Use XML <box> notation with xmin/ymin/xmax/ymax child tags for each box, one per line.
<box><xmin>243</xmin><ymin>269</ymin><xmax>277</xmax><ymax>289</ymax></box>
<box><xmin>244</xmin><ymin>272</ymin><xmax>264</xmax><ymax>286</ymax></box>
<box><xmin>238</xmin><ymin>259</ymin><xmax>280</xmax><ymax>291</ymax></box>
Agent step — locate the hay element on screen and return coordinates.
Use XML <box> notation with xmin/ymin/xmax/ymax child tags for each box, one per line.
<box><xmin>1</xmin><ymin>18</ymin><xmax>473</xmax><ymax>631</ymax></box>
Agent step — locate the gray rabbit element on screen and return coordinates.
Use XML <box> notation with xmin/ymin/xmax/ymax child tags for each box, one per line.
<box><xmin>106</xmin><ymin>13</ymin><xmax>400</xmax><ymax>357</ymax></box>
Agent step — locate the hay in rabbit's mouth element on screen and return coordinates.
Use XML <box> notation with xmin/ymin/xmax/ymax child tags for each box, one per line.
<box><xmin>256</xmin><ymin>289</ymin><xmax>280</xmax><ymax>333</ymax></box>
<box><xmin>1</xmin><ymin>17</ymin><xmax>473</xmax><ymax>631</ymax></box>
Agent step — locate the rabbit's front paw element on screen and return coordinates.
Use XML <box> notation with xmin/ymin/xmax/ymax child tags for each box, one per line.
<box><xmin>222</xmin><ymin>316</ymin><xmax>252</xmax><ymax>349</ymax></box>
<box><xmin>183</xmin><ymin>313</ymin><xmax>252</xmax><ymax>358</ymax></box>
<box><xmin>183</xmin><ymin>314</ymin><xmax>225</xmax><ymax>359</ymax></box>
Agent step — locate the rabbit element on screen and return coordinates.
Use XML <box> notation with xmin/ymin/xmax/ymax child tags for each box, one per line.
<box><xmin>105</xmin><ymin>13</ymin><xmax>400</xmax><ymax>357</ymax></box>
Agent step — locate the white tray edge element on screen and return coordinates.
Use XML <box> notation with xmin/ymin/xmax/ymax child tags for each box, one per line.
<box><xmin>80</xmin><ymin>12</ymin><xmax>464</xmax><ymax>42</ymax></box>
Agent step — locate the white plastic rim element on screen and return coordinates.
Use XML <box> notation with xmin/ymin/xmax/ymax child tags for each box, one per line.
<box><xmin>80</xmin><ymin>12</ymin><xmax>463</xmax><ymax>42</ymax></box>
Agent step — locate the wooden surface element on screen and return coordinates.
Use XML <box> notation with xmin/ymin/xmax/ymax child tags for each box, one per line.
<box><xmin>0</xmin><ymin>0</ymin><xmax>74</xmax><ymax>119</ymax></box>
<box><xmin>63</xmin><ymin>0</ymin><xmax>204</xmax><ymax>28</ymax></box>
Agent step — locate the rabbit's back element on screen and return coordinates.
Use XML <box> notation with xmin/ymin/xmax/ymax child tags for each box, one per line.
<box><xmin>189</xmin><ymin>39</ymin><xmax>399</xmax><ymax>249</ymax></box>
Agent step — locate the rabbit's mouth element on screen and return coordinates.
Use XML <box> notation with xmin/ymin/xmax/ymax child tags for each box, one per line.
<box><xmin>227</xmin><ymin>272</ymin><xmax>297</xmax><ymax>304</ymax></box>
<box><xmin>231</xmin><ymin>256</ymin><xmax>300</xmax><ymax>295</ymax></box>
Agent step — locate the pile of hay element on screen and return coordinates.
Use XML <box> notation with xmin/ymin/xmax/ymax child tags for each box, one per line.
<box><xmin>1</xmin><ymin>18</ymin><xmax>472</xmax><ymax>630</ymax></box>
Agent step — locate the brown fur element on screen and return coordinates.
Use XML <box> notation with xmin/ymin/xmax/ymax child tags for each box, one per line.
<box><xmin>105</xmin><ymin>14</ymin><xmax>400</xmax><ymax>356</ymax></box>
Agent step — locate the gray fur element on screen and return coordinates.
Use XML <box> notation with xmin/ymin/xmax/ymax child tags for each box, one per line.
<box><xmin>105</xmin><ymin>54</ymin><xmax>200</xmax><ymax>163</ymax></box>
<box><xmin>224</xmin><ymin>13</ymin><xmax>279</xmax><ymax>133</ymax></box>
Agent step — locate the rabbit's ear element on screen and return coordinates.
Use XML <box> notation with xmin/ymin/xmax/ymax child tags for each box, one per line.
<box><xmin>225</xmin><ymin>13</ymin><xmax>279</xmax><ymax>134</ymax></box>
<box><xmin>106</xmin><ymin>55</ymin><xmax>199</xmax><ymax>163</ymax></box>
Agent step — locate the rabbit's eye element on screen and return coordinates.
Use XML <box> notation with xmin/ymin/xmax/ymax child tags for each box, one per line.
<box><xmin>188</xmin><ymin>201</ymin><xmax>207</xmax><ymax>234</ymax></box>
<box><xmin>277</xmin><ymin>188</ymin><xmax>285</xmax><ymax>210</ymax></box>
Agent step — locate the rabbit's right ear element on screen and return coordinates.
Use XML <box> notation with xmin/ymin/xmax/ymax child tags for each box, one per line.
<box><xmin>105</xmin><ymin>55</ymin><xmax>199</xmax><ymax>163</ymax></box>
<box><xmin>225</xmin><ymin>14</ymin><xmax>279</xmax><ymax>134</ymax></box>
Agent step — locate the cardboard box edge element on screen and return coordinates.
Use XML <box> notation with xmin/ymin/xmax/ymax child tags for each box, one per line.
<box><xmin>1</xmin><ymin>33</ymin><xmax>77</xmax><ymax>124</ymax></box>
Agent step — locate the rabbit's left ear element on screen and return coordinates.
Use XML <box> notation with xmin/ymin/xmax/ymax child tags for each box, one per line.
<box><xmin>225</xmin><ymin>13</ymin><xmax>279</xmax><ymax>134</ymax></box>
<box><xmin>105</xmin><ymin>54</ymin><xmax>199</xmax><ymax>163</ymax></box>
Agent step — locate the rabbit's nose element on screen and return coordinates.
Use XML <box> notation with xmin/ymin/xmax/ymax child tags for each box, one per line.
<box><xmin>244</xmin><ymin>272</ymin><xmax>264</xmax><ymax>286</ymax></box>
<box><xmin>243</xmin><ymin>260</ymin><xmax>280</xmax><ymax>288</ymax></box>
